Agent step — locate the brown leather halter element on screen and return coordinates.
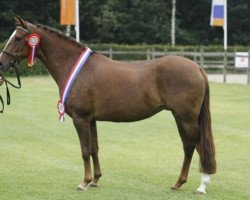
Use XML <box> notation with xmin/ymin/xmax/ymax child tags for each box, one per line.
<box><xmin>0</xmin><ymin>26</ymin><xmax>29</xmax><ymax>113</ymax></box>
<box><xmin>0</xmin><ymin>26</ymin><xmax>30</xmax><ymax>68</ymax></box>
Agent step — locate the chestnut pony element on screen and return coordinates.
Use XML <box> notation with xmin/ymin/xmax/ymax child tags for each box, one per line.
<box><xmin>0</xmin><ymin>18</ymin><xmax>216</xmax><ymax>194</ymax></box>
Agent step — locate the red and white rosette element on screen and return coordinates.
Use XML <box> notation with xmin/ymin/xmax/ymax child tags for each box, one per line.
<box><xmin>26</xmin><ymin>33</ymin><xmax>40</xmax><ymax>67</ymax></box>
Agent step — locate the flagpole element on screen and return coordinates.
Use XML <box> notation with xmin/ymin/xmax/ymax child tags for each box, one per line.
<box><xmin>75</xmin><ymin>0</ymin><xmax>80</xmax><ymax>42</ymax></box>
<box><xmin>223</xmin><ymin>0</ymin><xmax>227</xmax><ymax>82</ymax></box>
<box><xmin>223</xmin><ymin>0</ymin><xmax>227</xmax><ymax>50</ymax></box>
<box><xmin>210</xmin><ymin>0</ymin><xmax>228</xmax><ymax>82</ymax></box>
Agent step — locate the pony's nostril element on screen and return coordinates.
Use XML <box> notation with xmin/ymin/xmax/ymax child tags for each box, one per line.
<box><xmin>0</xmin><ymin>62</ymin><xmax>4</xmax><ymax>70</ymax></box>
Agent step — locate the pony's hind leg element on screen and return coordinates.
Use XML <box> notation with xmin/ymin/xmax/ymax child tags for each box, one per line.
<box><xmin>172</xmin><ymin>116</ymin><xmax>199</xmax><ymax>190</ymax></box>
<box><xmin>195</xmin><ymin>144</ymin><xmax>211</xmax><ymax>194</ymax></box>
<box><xmin>172</xmin><ymin>144</ymin><xmax>195</xmax><ymax>190</ymax></box>
<box><xmin>89</xmin><ymin>120</ymin><xmax>102</xmax><ymax>187</ymax></box>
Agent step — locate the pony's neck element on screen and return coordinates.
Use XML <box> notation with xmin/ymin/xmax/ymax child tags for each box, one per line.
<box><xmin>35</xmin><ymin>27</ymin><xmax>85</xmax><ymax>91</ymax></box>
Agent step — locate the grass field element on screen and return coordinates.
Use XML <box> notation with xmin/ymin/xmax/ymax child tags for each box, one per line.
<box><xmin>0</xmin><ymin>76</ymin><xmax>250</xmax><ymax>200</ymax></box>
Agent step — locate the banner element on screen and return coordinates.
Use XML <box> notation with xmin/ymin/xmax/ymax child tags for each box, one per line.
<box><xmin>235</xmin><ymin>52</ymin><xmax>249</xmax><ymax>68</ymax></box>
<box><xmin>60</xmin><ymin>0</ymin><xmax>76</xmax><ymax>25</ymax></box>
<box><xmin>210</xmin><ymin>0</ymin><xmax>224</xmax><ymax>27</ymax></box>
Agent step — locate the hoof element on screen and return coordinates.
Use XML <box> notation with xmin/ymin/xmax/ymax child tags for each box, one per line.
<box><xmin>195</xmin><ymin>190</ymin><xmax>206</xmax><ymax>195</ymax></box>
<box><xmin>196</xmin><ymin>186</ymin><xmax>206</xmax><ymax>194</ymax></box>
<box><xmin>89</xmin><ymin>182</ymin><xmax>99</xmax><ymax>187</ymax></box>
<box><xmin>76</xmin><ymin>183</ymin><xmax>88</xmax><ymax>191</ymax></box>
<box><xmin>171</xmin><ymin>186</ymin><xmax>180</xmax><ymax>191</ymax></box>
<box><xmin>196</xmin><ymin>183</ymin><xmax>207</xmax><ymax>194</ymax></box>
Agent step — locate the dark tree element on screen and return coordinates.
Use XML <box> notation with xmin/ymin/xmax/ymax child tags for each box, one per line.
<box><xmin>0</xmin><ymin>0</ymin><xmax>249</xmax><ymax>45</ymax></box>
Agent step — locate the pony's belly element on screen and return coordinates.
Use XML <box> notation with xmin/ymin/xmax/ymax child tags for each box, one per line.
<box><xmin>95</xmin><ymin>105</ymin><xmax>164</xmax><ymax>122</ymax></box>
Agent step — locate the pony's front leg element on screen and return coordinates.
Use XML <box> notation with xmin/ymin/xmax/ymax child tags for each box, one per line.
<box><xmin>89</xmin><ymin>120</ymin><xmax>102</xmax><ymax>187</ymax></box>
<box><xmin>73</xmin><ymin>115</ymin><xmax>92</xmax><ymax>191</ymax></box>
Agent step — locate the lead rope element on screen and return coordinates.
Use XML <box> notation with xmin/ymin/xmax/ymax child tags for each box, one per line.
<box><xmin>0</xmin><ymin>66</ymin><xmax>21</xmax><ymax>113</ymax></box>
<box><xmin>0</xmin><ymin>94</ymin><xmax>4</xmax><ymax>113</ymax></box>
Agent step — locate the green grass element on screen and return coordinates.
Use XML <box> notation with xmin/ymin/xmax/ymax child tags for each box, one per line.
<box><xmin>0</xmin><ymin>76</ymin><xmax>250</xmax><ymax>200</ymax></box>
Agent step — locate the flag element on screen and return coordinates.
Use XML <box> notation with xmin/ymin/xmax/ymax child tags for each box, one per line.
<box><xmin>210</xmin><ymin>0</ymin><xmax>225</xmax><ymax>27</ymax></box>
<box><xmin>60</xmin><ymin>0</ymin><xmax>76</xmax><ymax>25</ymax></box>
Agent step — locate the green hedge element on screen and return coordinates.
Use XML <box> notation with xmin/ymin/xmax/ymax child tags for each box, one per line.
<box><xmin>1</xmin><ymin>42</ymin><xmax>249</xmax><ymax>76</ymax></box>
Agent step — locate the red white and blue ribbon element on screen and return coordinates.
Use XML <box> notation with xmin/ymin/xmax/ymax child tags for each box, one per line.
<box><xmin>26</xmin><ymin>33</ymin><xmax>40</xmax><ymax>66</ymax></box>
<box><xmin>57</xmin><ymin>47</ymin><xmax>92</xmax><ymax>122</ymax></box>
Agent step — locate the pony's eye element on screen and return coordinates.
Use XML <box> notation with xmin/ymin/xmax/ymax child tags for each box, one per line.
<box><xmin>15</xmin><ymin>36</ymin><xmax>22</xmax><ymax>41</ymax></box>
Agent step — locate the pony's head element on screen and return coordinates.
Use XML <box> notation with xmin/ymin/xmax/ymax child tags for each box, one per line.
<box><xmin>0</xmin><ymin>17</ymin><xmax>31</xmax><ymax>72</ymax></box>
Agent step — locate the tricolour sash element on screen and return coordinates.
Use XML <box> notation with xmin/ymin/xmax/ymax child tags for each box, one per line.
<box><xmin>57</xmin><ymin>47</ymin><xmax>92</xmax><ymax>122</ymax></box>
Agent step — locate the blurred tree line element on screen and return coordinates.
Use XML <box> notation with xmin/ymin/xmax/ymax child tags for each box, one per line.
<box><xmin>0</xmin><ymin>0</ymin><xmax>249</xmax><ymax>45</ymax></box>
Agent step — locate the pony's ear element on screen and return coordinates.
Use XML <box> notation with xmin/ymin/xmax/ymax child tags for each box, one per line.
<box><xmin>14</xmin><ymin>16</ymin><xmax>27</xmax><ymax>28</ymax></box>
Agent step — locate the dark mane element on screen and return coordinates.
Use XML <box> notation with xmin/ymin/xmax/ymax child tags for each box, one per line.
<box><xmin>36</xmin><ymin>24</ymin><xmax>85</xmax><ymax>48</ymax></box>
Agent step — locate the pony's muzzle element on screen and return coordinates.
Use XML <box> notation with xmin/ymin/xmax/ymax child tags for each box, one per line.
<box><xmin>0</xmin><ymin>61</ymin><xmax>14</xmax><ymax>72</ymax></box>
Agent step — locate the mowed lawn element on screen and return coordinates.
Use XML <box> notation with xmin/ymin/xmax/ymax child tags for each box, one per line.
<box><xmin>0</xmin><ymin>76</ymin><xmax>249</xmax><ymax>200</ymax></box>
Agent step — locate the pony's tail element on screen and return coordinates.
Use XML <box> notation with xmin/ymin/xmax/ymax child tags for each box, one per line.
<box><xmin>198</xmin><ymin>68</ymin><xmax>216</xmax><ymax>174</ymax></box>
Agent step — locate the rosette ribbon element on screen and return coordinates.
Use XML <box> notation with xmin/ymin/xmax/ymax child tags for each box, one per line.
<box><xmin>26</xmin><ymin>33</ymin><xmax>40</xmax><ymax>67</ymax></box>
